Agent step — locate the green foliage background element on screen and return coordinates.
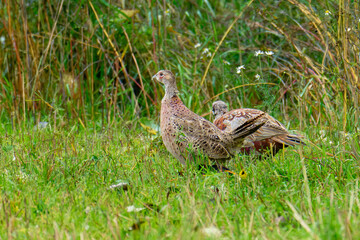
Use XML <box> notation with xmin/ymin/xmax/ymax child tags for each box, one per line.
<box><xmin>0</xmin><ymin>0</ymin><xmax>359</xmax><ymax>239</ymax></box>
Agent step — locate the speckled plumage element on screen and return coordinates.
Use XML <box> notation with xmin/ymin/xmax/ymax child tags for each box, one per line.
<box><xmin>212</xmin><ymin>100</ymin><xmax>305</xmax><ymax>156</ymax></box>
<box><xmin>153</xmin><ymin>70</ymin><xmax>266</xmax><ymax>165</ymax></box>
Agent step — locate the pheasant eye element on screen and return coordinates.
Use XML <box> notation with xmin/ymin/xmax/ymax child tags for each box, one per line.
<box><xmin>159</xmin><ymin>73</ymin><xmax>163</xmax><ymax>76</ymax></box>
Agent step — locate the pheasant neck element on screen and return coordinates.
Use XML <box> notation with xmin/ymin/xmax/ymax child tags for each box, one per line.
<box><xmin>163</xmin><ymin>82</ymin><xmax>179</xmax><ymax>100</ymax></box>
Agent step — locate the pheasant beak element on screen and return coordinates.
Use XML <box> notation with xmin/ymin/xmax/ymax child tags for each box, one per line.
<box><xmin>152</xmin><ymin>74</ymin><xmax>157</xmax><ymax>80</ymax></box>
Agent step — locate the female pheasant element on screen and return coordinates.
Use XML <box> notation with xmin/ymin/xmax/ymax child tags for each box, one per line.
<box><xmin>212</xmin><ymin>100</ymin><xmax>305</xmax><ymax>157</ymax></box>
<box><xmin>153</xmin><ymin>70</ymin><xmax>266</xmax><ymax>166</ymax></box>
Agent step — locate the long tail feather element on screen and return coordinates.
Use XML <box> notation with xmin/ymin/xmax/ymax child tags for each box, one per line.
<box><xmin>231</xmin><ymin>113</ymin><xmax>266</xmax><ymax>140</ymax></box>
<box><xmin>275</xmin><ymin>134</ymin><xmax>306</xmax><ymax>146</ymax></box>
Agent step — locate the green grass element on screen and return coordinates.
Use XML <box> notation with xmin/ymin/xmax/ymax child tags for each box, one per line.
<box><xmin>1</xmin><ymin>121</ymin><xmax>359</xmax><ymax>239</ymax></box>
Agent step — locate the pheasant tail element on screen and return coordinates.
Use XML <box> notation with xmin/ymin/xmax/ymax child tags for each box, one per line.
<box><xmin>231</xmin><ymin>113</ymin><xmax>266</xmax><ymax>140</ymax></box>
<box><xmin>276</xmin><ymin>134</ymin><xmax>306</xmax><ymax>146</ymax></box>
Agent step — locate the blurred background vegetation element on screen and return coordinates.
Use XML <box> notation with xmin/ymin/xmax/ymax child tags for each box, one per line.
<box><xmin>0</xmin><ymin>0</ymin><xmax>359</xmax><ymax>134</ymax></box>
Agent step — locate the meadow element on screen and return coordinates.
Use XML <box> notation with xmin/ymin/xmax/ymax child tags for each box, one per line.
<box><xmin>0</xmin><ymin>0</ymin><xmax>359</xmax><ymax>239</ymax></box>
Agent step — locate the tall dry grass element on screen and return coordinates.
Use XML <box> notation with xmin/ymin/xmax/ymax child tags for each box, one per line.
<box><xmin>0</xmin><ymin>0</ymin><xmax>358</xmax><ymax>136</ymax></box>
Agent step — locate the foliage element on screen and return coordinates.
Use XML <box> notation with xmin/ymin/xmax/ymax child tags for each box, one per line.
<box><xmin>0</xmin><ymin>0</ymin><xmax>359</xmax><ymax>238</ymax></box>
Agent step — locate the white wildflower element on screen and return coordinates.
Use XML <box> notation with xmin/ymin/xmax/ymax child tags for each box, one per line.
<box><xmin>202</xmin><ymin>48</ymin><xmax>209</xmax><ymax>54</ymax></box>
<box><xmin>165</xmin><ymin>9</ymin><xmax>170</xmax><ymax>16</ymax></box>
<box><xmin>0</xmin><ymin>36</ymin><xmax>5</xmax><ymax>45</ymax></box>
<box><xmin>255</xmin><ymin>74</ymin><xmax>261</xmax><ymax>79</ymax></box>
<box><xmin>265</xmin><ymin>51</ymin><xmax>274</xmax><ymax>56</ymax></box>
<box><xmin>255</xmin><ymin>50</ymin><xmax>264</xmax><ymax>56</ymax></box>
<box><xmin>126</xmin><ymin>205</ymin><xmax>145</xmax><ymax>212</ymax></box>
<box><xmin>325</xmin><ymin>10</ymin><xmax>331</xmax><ymax>16</ymax></box>
<box><xmin>223</xmin><ymin>60</ymin><xmax>230</xmax><ymax>65</ymax></box>
<box><xmin>236</xmin><ymin>65</ymin><xmax>245</xmax><ymax>74</ymax></box>
<box><xmin>201</xmin><ymin>48</ymin><xmax>212</xmax><ymax>57</ymax></box>
<box><xmin>194</xmin><ymin>43</ymin><xmax>201</xmax><ymax>48</ymax></box>
<box><xmin>346</xmin><ymin>28</ymin><xmax>351</xmax><ymax>32</ymax></box>
<box><xmin>13</xmin><ymin>153</ymin><xmax>16</xmax><ymax>161</ymax></box>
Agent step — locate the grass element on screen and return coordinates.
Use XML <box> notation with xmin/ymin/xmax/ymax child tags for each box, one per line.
<box><xmin>0</xmin><ymin>120</ymin><xmax>359</xmax><ymax>239</ymax></box>
<box><xmin>0</xmin><ymin>0</ymin><xmax>360</xmax><ymax>238</ymax></box>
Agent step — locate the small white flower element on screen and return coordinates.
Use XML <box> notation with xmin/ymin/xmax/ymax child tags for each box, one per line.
<box><xmin>255</xmin><ymin>50</ymin><xmax>264</xmax><ymax>56</ymax></box>
<box><xmin>223</xmin><ymin>60</ymin><xmax>230</xmax><ymax>65</ymax></box>
<box><xmin>13</xmin><ymin>154</ymin><xmax>16</xmax><ymax>161</ymax></box>
<box><xmin>201</xmin><ymin>48</ymin><xmax>212</xmax><ymax>57</ymax></box>
<box><xmin>325</xmin><ymin>10</ymin><xmax>331</xmax><ymax>16</ymax></box>
<box><xmin>255</xmin><ymin>74</ymin><xmax>261</xmax><ymax>79</ymax></box>
<box><xmin>236</xmin><ymin>65</ymin><xmax>245</xmax><ymax>74</ymax></box>
<box><xmin>0</xmin><ymin>36</ymin><xmax>5</xmax><ymax>45</ymax></box>
<box><xmin>265</xmin><ymin>51</ymin><xmax>274</xmax><ymax>56</ymax></box>
<box><xmin>194</xmin><ymin>43</ymin><xmax>201</xmax><ymax>48</ymax></box>
<box><xmin>346</xmin><ymin>28</ymin><xmax>351</xmax><ymax>32</ymax></box>
<box><xmin>165</xmin><ymin>9</ymin><xmax>170</xmax><ymax>16</ymax></box>
<box><xmin>126</xmin><ymin>205</ymin><xmax>145</xmax><ymax>212</ymax></box>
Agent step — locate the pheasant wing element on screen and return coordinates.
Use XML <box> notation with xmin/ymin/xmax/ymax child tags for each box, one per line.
<box><xmin>170</xmin><ymin>115</ymin><xmax>231</xmax><ymax>159</ymax></box>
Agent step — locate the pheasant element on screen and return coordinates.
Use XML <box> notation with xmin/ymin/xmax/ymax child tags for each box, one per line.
<box><xmin>153</xmin><ymin>70</ymin><xmax>266</xmax><ymax>166</ymax></box>
<box><xmin>212</xmin><ymin>100</ymin><xmax>305</xmax><ymax>157</ymax></box>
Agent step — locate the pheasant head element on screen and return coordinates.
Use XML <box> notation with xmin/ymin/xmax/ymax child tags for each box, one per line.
<box><xmin>212</xmin><ymin>100</ymin><xmax>228</xmax><ymax>120</ymax></box>
<box><xmin>153</xmin><ymin>70</ymin><xmax>179</xmax><ymax>99</ymax></box>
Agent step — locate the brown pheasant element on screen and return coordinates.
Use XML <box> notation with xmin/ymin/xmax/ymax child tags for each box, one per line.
<box><xmin>212</xmin><ymin>100</ymin><xmax>305</xmax><ymax>157</ymax></box>
<box><xmin>153</xmin><ymin>70</ymin><xmax>266</xmax><ymax>166</ymax></box>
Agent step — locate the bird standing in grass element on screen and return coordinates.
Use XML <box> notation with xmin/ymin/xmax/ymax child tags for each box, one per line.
<box><xmin>212</xmin><ymin>100</ymin><xmax>305</xmax><ymax>157</ymax></box>
<box><xmin>153</xmin><ymin>70</ymin><xmax>266</xmax><ymax>167</ymax></box>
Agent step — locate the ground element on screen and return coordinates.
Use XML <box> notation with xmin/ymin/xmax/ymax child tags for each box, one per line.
<box><xmin>1</xmin><ymin>121</ymin><xmax>359</xmax><ymax>239</ymax></box>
